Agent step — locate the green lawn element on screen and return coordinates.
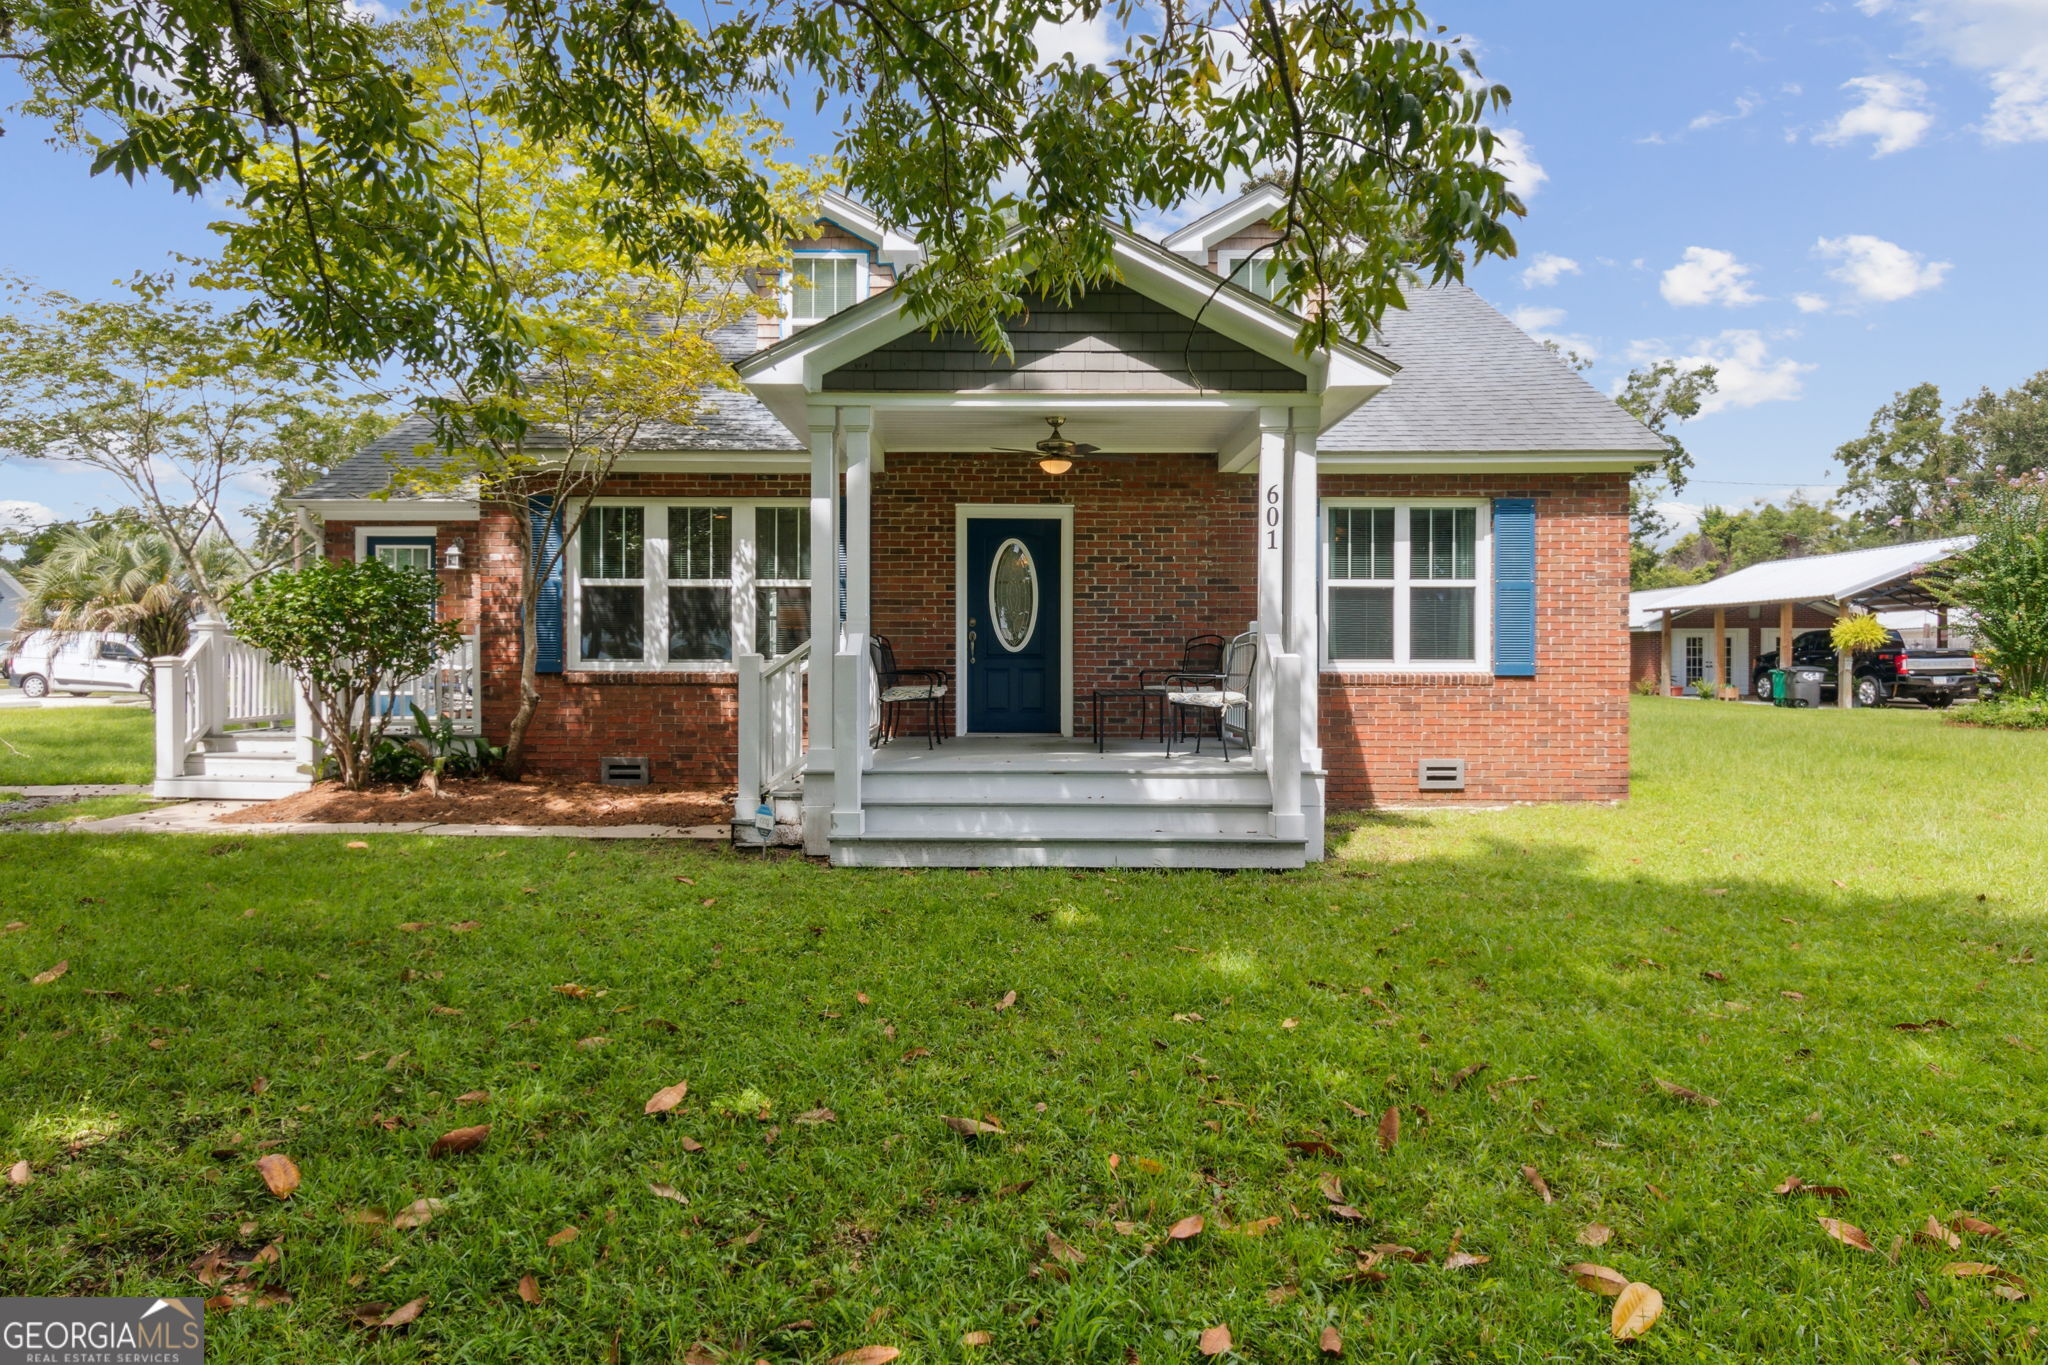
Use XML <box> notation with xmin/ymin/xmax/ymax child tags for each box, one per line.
<box><xmin>1</xmin><ymin>698</ymin><xmax>2042</xmax><ymax>1362</ymax></box>
<box><xmin>0</xmin><ymin>705</ymin><xmax>155</xmax><ymax>785</ymax></box>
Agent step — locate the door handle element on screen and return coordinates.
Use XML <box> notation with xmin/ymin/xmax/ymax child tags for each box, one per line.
<box><xmin>968</xmin><ymin>617</ymin><xmax>977</xmax><ymax>665</ymax></box>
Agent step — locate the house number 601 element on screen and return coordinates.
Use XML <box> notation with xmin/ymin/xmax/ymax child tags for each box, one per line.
<box><xmin>1265</xmin><ymin>484</ymin><xmax>1282</xmax><ymax>549</ymax></box>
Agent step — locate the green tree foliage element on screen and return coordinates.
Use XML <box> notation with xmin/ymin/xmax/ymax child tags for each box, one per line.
<box><xmin>1834</xmin><ymin>370</ymin><xmax>2048</xmax><ymax>540</ymax></box>
<box><xmin>1929</xmin><ymin>477</ymin><xmax>2048</xmax><ymax>698</ymax></box>
<box><xmin>227</xmin><ymin>559</ymin><xmax>460</xmax><ymax>789</ymax></box>
<box><xmin>0</xmin><ymin>274</ymin><xmax>391</xmax><ymax>596</ymax></box>
<box><xmin>1660</xmin><ymin>496</ymin><xmax>1852</xmax><ymax>580</ymax></box>
<box><xmin>1608</xmin><ymin>360</ymin><xmax>1718</xmax><ymax>588</ymax></box>
<box><xmin>16</xmin><ymin>523</ymin><xmax>245</xmax><ymax>661</ymax></box>
<box><xmin>5</xmin><ymin>0</ymin><xmax>1522</xmax><ymax>402</ymax></box>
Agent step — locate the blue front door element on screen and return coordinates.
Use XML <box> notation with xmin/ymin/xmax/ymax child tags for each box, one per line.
<box><xmin>965</xmin><ymin>517</ymin><xmax>1060</xmax><ymax>733</ymax></box>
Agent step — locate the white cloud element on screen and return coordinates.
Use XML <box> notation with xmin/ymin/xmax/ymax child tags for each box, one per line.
<box><xmin>1660</xmin><ymin>247</ymin><xmax>1764</xmax><ymax>307</ymax></box>
<box><xmin>1814</xmin><ymin>73</ymin><xmax>1934</xmax><ymax>155</ymax></box>
<box><xmin>1033</xmin><ymin>13</ymin><xmax>1117</xmax><ymax>67</ymax></box>
<box><xmin>1815</xmin><ymin>233</ymin><xmax>1952</xmax><ymax>301</ymax></box>
<box><xmin>1520</xmin><ymin>253</ymin><xmax>1581</xmax><ymax>288</ymax></box>
<box><xmin>1689</xmin><ymin>93</ymin><xmax>1765</xmax><ymax>131</ymax></box>
<box><xmin>1866</xmin><ymin>0</ymin><xmax>2048</xmax><ymax>144</ymax></box>
<box><xmin>1491</xmin><ymin>128</ymin><xmax>1547</xmax><ymax>200</ymax></box>
<box><xmin>1629</xmin><ymin>331</ymin><xmax>1813</xmax><ymax>413</ymax></box>
<box><xmin>1792</xmin><ymin>292</ymin><xmax>1832</xmax><ymax>313</ymax></box>
<box><xmin>0</xmin><ymin>500</ymin><xmax>56</xmax><ymax>535</ymax></box>
<box><xmin>1509</xmin><ymin>305</ymin><xmax>1567</xmax><ymax>330</ymax></box>
<box><xmin>342</xmin><ymin>0</ymin><xmax>397</xmax><ymax>19</ymax></box>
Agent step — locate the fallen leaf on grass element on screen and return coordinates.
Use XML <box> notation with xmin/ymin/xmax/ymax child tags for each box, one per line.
<box><xmin>2</xmin><ymin>921</ymin><xmax>24</xmax><ymax>932</ymax></box>
<box><xmin>1521</xmin><ymin>1164</ymin><xmax>1553</xmax><ymax>1204</ymax></box>
<box><xmin>1569</xmin><ymin>1263</ymin><xmax>1631</xmax><ymax>1296</ymax></box>
<box><xmin>29</xmin><ymin>960</ymin><xmax>68</xmax><ymax>986</ymax></box>
<box><xmin>350</xmin><ymin>1297</ymin><xmax>426</xmax><ymax>1329</ymax></box>
<box><xmin>1450</xmin><ymin>1062</ymin><xmax>1488</xmax><ymax>1089</ymax></box>
<box><xmin>1238</xmin><ymin>1216</ymin><xmax>1281</xmax><ymax>1236</ymax></box>
<box><xmin>1167</xmin><ymin>1215</ymin><xmax>1204</xmax><ymax>1241</ymax></box>
<box><xmin>961</xmin><ymin>1330</ymin><xmax>992</xmax><ymax>1347</ymax></box>
<box><xmin>1324</xmin><ymin>1203</ymin><xmax>1365</xmax><ymax>1221</ymax></box>
<box><xmin>1377</xmin><ymin>1106</ymin><xmax>1400</xmax><ymax>1153</ymax></box>
<box><xmin>641</xmin><ymin>1082</ymin><xmax>690</xmax><ymax>1117</ymax></box>
<box><xmin>430</xmin><ymin>1124</ymin><xmax>489</xmax><ymax>1157</ymax></box>
<box><xmin>1578</xmin><ymin>1223</ymin><xmax>1613</xmax><ymax>1248</ymax></box>
<box><xmin>7</xmin><ymin>1160</ymin><xmax>30</xmax><ymax>1187</ymax></box>
<box><xmin>647</xmin><ymin>1183</ymin><xmax>687</xmax><ymax>1204</ymax></box>
<box><xmin>1917</xmin><ymin>1217</ymin><xmax>1962</xmax><ymax>1249</ymax></box>
<box><xmin>994</xmin><ymin>990</ymin><xmax>1017</xmax><ymax>1013</ymax></box>
<box><xmin>1892</xmin><ymin>1019</ymin><xmax>1953</xmax><ymax>1032</ymax></box>
<box><xmin>1317</xmin><ymin>1172</ymin><xmax>1343</xmax><ymax>1202</ymax></box>
<box><xmin>1653</xmin><ymin>1078</ymin><xmax>1720</xmax><ymax>1107</ymax></box>
<box><xmin>516</xmin><ymin>1274</ymin><xmax>540</xmax><ymax>1304</ymax></box>
<box><xmin>1610</xmin><ymin>1282</ymin><xmax>1664</xmax><ymax>1340</ymax></box>
<box><xmin>943</xmin><ymin>1116</ymin><xmax>1005</xmax><ymax>1138</ymax></box>
<box><xmin>391</xmin><ymin>1198</ymin><xmax>445</xmax><ymax>1230</ymax></box>
<box><xmin>830</xmin><ymin>1348</ymin><xmax>900</xmax><ymax>1365</ymax></box>
<box><xmin>795</xmin><ymin>1108</ymin><xmax>837</xmax><ymax>1125</ymax></box>
<box><xmin>1701</xmin><ymin>970</ymin><xmax>1728</xmax><ymax>983</ymax></box>
<box><xmin>1286</xmin><ymin>1139</ymin><xmax>1342</xmax><ymax>1160</ymax></box>
<box><xmin>448</xmin><ymin>920</ymin><xmax>481</xmax><ymax>933</ymax></box>
<box><xmin>1198</xmin><ymin>1324</ymin><xmax>1233</xmax><ymax>1356</ymax></box>
<box><xmin>900</xmin><ymin>1047</ymin><xmax>931</xmax><ymax>1062</ymax></box>
<box><xmin>1773</xmin><ymin>1176</ymin><xmax>1848</xmax><ymax>1200</ymax></box>
<box><xmin>255</xmin><ymin>1154</ymin><xmax>300</xmax><ymax>1199</ymax></box>
<box><xmin>575</xmin><ymin>1036</ymin><xmax>609</xmax><ymax>1050</ymax></box>
<box><xmin>1045</xmin><ymin>1231</ymin><xmax>1085</xmax><ymax>1264</ymax></box>
<box><xmin>457</xmin><ymin>1090</ymin><xmax>490</xmax><ymax>1105</ymax></box>
<box><xmin>546</xmin><ymin>1225</ymin><xmax>579</xmax><ymax>1247</ymax></box>
<box><xmin>1319</xmin><ymin>1324</ymin><xmax>1343</xmax><ymax>1355</ymax></box>
<box><xmin>678</xmin><ymin>1136</ymin><xmax>705</xmax><ymax>1153</ymax></box>
<box><xmin>1443</xmin><ymin>1251</ymin><xmax>1490</xmax><ymax>1270</ymax></box>
<box><xmin>345</xmin><ymin>841</ymin><xmax>369</xmax><ymax>850</ymax></box>
<box><xmin>1954</xmin><ymin>1214</ymin><xmax>2006</xmax><ymax>1239</ymax></box>
<box><xmin>1820</xmin><ymin>1217</ymin><xmax>1877</xmax><ymax>1252</ymax></box>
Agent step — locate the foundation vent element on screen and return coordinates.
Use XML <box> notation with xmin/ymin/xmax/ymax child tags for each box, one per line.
<box><xmin>1417</xmin><ymin>759</ymin><xmax>1466</xmax><ymax>792</ymax></box>
<box><xmin>600</xmin><ymin>755</ymin><xmax>651</xmax><ymax>787</ymax></box>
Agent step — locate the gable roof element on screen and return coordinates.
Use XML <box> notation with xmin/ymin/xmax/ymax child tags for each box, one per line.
<box><xmin>1159</xmin><ymin>184</ymin><xmax>1288</xmax><ymax>260</ymax></box>
<box><xmin>1646</xmin><ymin>536</ymin><xmax>1976</xmax><ymax>613</ymax></box>
<box><xmin>1323</xmin><ymin>284</ymin><xmax>1667</xmax><ymax>455</ymax></box>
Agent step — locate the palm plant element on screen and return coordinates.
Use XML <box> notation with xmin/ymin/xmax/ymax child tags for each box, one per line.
<box><xmin>17</xmin><ymin>524</ymin><xmax>246</xmax><ymax>662</ymax></box>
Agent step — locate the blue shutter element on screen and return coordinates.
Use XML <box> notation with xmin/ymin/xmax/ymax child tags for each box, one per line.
<box><xmin>530</xmin><ymin>496</ymin><xmax>566</xmax><ymax>675</ymax></box>
<box><xmin>1492</xmin><ymin>497</ymin><xmax>1537</xmax><ymax>677</ymax></box>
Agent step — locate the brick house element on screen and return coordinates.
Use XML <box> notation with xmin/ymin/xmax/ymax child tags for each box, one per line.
<box><xmin>265</xmin><ymin>186</ymin><xmax>1665</xmax><ymax>867</ymax></box>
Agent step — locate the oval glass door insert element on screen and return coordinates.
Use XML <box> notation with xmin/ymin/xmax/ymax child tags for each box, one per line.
<box><xmin>988</xmin><ymin>538</ymin><xmax>1039</xmax><ymax>652</ymax></box>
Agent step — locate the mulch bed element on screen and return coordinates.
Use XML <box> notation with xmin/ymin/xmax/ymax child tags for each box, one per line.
<box><xmin>223</xmin><ymin>779</ymin><xmax>733</xmax><ymax>827</ymax></box>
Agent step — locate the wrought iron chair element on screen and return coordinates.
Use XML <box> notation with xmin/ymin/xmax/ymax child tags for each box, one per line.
<box><xmin>869</xmin><ymin>634</ymin><xmax>950</xmax><ymax>749</ymax></box>
<box><xmin>1164</xmin><ymin>631</ymin><xmax>1257</xmax><ymax>759</ymax></box>
<box><xmin>1134</xmin><ymin>633</ymin><xmax>1227</xmax><ymax>739</ymax></box>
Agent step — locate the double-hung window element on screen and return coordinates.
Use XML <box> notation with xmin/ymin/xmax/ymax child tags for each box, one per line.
<box><xmin>568</xmin><ymin>502</ymin><xmax>809</xmax><ymax>670</ymax></box>
<box><xmin>1323</xmin><ymin>502</ymin><xmax>1490</xmax><ymax>670</ymax></box>
<box><xmin>784</xmin><ymin>253</ymin><xmax>867</xmax><ymax>332</ymax></box>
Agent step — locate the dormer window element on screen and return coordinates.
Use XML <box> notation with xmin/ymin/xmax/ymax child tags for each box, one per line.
<box><xmin>1218</xmin><ymin>249</ymin><xmax>1291</xmax><ymax>304</ymax></box>
<box><xmin>784</xmin><ymin>251</ymin><xmax>869</xmax><ymax>333</ymax></box>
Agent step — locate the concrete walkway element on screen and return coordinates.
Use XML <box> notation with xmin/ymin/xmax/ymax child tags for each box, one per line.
<box><xmin>74</xmin><ymin>799</ymin><xmax>729</xmax><ymax>841</ymax></box>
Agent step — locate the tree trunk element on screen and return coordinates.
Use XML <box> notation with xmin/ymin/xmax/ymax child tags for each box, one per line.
<box><xmin>502</xmin><ymin>531</ymin><xmax>544</xmax><ymax>778</ymax></box>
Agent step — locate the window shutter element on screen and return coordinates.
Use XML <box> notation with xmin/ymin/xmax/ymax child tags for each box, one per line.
<box><xmin>1491</xmin><ymin>497</ymin><xmax>1537</xmax><ymax>677</ymax></box>
<box><xmin>530</xmin><ymin>496</ymin><xmax>566</xmax><ymax>675</ymax></box>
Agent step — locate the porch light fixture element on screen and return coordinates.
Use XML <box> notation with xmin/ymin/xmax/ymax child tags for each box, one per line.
<box><xmin>441</xmin><ymin>539</ymin><xmax>465</xmax><ymax>571</ymax></box>
<box><xmin>1037</xmin><ymin>454</ymin><xmax>1074</xmax><ymax>476</ymax></box>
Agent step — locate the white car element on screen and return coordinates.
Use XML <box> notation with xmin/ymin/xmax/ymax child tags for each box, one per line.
<box><xmin>4</xmin><ymin>629</ymin><xmax>152</xmax><ymax>699</ymax></box>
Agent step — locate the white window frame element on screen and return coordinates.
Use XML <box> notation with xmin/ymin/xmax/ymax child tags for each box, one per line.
<box><xmin>751</xmin><ymin>504</ymin><xmax>812</xmax><ymax>659</ymax></box>
<box><xmin>1320</xmin><ymin>499</ymin><xmax>1493</xmax><ymax>673</ymax></box>
<box><xmin>564</xmin><ymin>499</ymin><xmax>810</xmax><ymax>673</ymax></box>
<box><xmin>353</xmin><ymin>525</ymin><xmax>439</xmax><ymax>563</ymax></box>
<box><xmin>1217</xmin><ymin>247</ymin><xmax>1290</xmax><ymax>303</ymax></box>
<box><xmin>781</xmin><ymin>251</ymin><xmax>870</xmax><ymax>336</ymax></box>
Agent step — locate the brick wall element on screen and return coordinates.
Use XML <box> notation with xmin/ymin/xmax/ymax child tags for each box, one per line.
<box><xmin>1318</xmin><ymin>473</ymin><xmax>1631</xmax><ymax>806</ymax></box>
<box><xmin>325</xmin><ymin>466</ymin><xmax>1635</xmax><ymax>805</ymax></box>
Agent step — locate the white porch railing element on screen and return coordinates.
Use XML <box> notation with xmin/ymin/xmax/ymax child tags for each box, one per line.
<box><xmin>376</xmin><ymin>634</ymin><xmax>482</xmax><ymax>735</ymax></box>
<box><xmin>735</xmin><ymin>641</ymin><xmax>810</xmax><ymax>825</ymax></box>
<box><xmin>1248</xmin><ymin>627</ymin><xmax>1305</xmax><ymax>840</ymax></box>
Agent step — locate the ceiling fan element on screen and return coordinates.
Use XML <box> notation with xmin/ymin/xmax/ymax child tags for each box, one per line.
<box><xmin>993</xmin><ymin>416</ymin><xmax>1132</xmax><ymax>475</ymax></box>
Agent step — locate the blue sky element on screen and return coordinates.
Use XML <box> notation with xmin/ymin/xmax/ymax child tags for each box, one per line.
<box><xmin>2</xmin><ymin>0</ymin><xmax>2044</xmax><ymax>538</ymax></box>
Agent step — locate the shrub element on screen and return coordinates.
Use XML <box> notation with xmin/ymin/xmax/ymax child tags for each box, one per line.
<box><xmin>1830</xmin><ymin>613</ymin><xmax>1890</xmax><ymax>655</ymax></box>
<box><xmin>227</xmin><ymin>560</ymin><xmax>461</xmax><ymax>790</ymax></box>
<box><xmin>1945</xmin><ymin>694</ymin><xmax>2048</xmax><ymax>730</ymax></box>
<box><xmin>1691</xmin><ymin>677</ymin><xmax>1717</xmax><ymax>699</ymax></box>
<box><xmin>1931</xmin><ymin>480</ymin><xmax>2048</xmax><ymax>696</ymax></box>
<box><xmin>1631</xmin><ymin>675</ymin><xmax>1660</xmax><ymax>697</ymax></box>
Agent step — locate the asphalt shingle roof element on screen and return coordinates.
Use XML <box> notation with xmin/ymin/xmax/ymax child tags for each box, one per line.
<box><xmin>295</xmin><ymin>269</ymin><xmax>1662</xmax><ymax>504</ymax></box>
<box><xmin>1325</xmin><ymin>283</ymin><xmax>1667</xmax><ymax>454</ymax></box>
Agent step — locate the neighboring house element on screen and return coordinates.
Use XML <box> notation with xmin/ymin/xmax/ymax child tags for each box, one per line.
<box><xmin>1630</xmin><ymin>537</ymin><xmax>1974</xmax><ymax>695</ymax></box>
<box><xmin>0</xmin><ymin>566</ymin><xmax>26</xmax><ymax>648</ymax></box>
<box><xmin>267</xmin><ymin>186</ymin><xmax>1665</xmax><ymax>866</ymax></box>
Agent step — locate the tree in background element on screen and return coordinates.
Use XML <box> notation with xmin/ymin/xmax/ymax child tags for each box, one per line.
<box><xmin>1574</xmin><ymin>357</ymin><xmax>1718</xmax><ymax>588</ymax></box>
<box><xmin>1834</xmin><ymin>370</ymin><xmax>2048</xmax><ymax>540</ymax></box>
<box><xmin>5</xmin><ymin>0</ymin><xmax>1522</xmax><ymax>406</ymax></box>
<box><xmin>1658</xmin><ymin>496</ymin><xmax>1852</xmax><ymax>581</ymax></box>
<box><xmin>0</xmin><ymin>275</ymin><xmax>391</xmax><ymax>600</ymax></box>
<box><xmin>14</xmin><ymin>524</ymin><xmax>248</xmax><ymax>693</ymax></box>
<box><xmin>1929</xmin><ymin>476</ymin><xmax>2048</xmax><ymax>697</ymax></box>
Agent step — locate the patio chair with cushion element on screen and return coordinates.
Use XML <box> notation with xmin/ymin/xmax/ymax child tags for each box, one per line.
<box><xmin>869</xmin><ymin>634</ymin><xmax>950</xmax><ymax>749</ymax></box>
<box><xmin>1132</xmin><ymin>632</ymin><xmax>1228</xmax><ymax>739</ymax></box>
<box><xmin>1165</xmin><ymin>631</ymin><xmax>1257</xmax><ymax>759</ymax></box>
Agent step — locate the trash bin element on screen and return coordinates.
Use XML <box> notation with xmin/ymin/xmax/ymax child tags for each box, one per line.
<box><xmin>1768</xmin><ymin>668</ymin><xmax>1789</xmax><ymax>707</ymax></box>
<box><xmin>1788</xmin><ymin>667</ymin><xmax>1826</xmax><ymax>708</ymax></box>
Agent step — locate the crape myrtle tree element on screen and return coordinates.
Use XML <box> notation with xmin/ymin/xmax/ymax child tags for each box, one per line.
<box><xmin>3</xmin><ymin>0</ymin><xmax>1524</xmax><ymax>393</ymax></box>
<box><xmin>1833</xmin><ymin>371</ymin><xmax>2048</xmax><ymax>542</ymax></box>
<box><xmin>1931</xmin><ymin>476</ymin><xmax>2048</xmax><ymax>699</ymax></box>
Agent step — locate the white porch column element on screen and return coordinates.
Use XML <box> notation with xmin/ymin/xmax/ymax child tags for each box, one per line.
<box><xmin>843</xmin><ymin>410</ymin><xmax>873</xmax><ymax>640</ymax></box>
<box><xmin>806</xmin><ymin>409</ymin><xmax>841</xmax><ymax>763</ymax></box>
<box><xmin>832</xmin><ymin>407</ymin><xmax>874</xmax><ymax>841</ymax></box>
<box><xmin>1255</xmin><ymin>407</ymin><xmax>1288</xmax><ymax>640</ymax></box>
<box><xmin>1285</xmin><ymin>406</ymin><xmax>1322</xmax><ymax>771</ymax></box>
<box><xmin>151</xmin><ymin>654</ymin><xmax>188</xmax><ymax>791</ymax></box>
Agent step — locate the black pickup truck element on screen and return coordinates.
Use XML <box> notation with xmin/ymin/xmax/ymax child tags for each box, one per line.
<box><xmin>1752</xmin><ymin>629</ymin><xmax>1983</xmax><ymax>708</ymax></box>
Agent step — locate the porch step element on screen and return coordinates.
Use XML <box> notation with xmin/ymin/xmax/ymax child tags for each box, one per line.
<box><xmin>829</xmin><ymin>831</ymin><xmax>1307</xmax><ymax>870</ymax></box>
<box><xmin>860</xmin><ymin>765</ymin><xmax>1270</xmax><ymax>805</ymax></box>
<box><xmin>198</xmin><ymin>729</ymin><xmax>297</xmax><ymax>756</ymax></box>
<box><xmin>154</xmin><ymin>730</ymin><xmax>313</xmax><ymax>801</ymax></box>
<box><xmin>859</xmin><ymin>796</ymin><xmax>1273</xmax><ymax>839</ymax></box>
